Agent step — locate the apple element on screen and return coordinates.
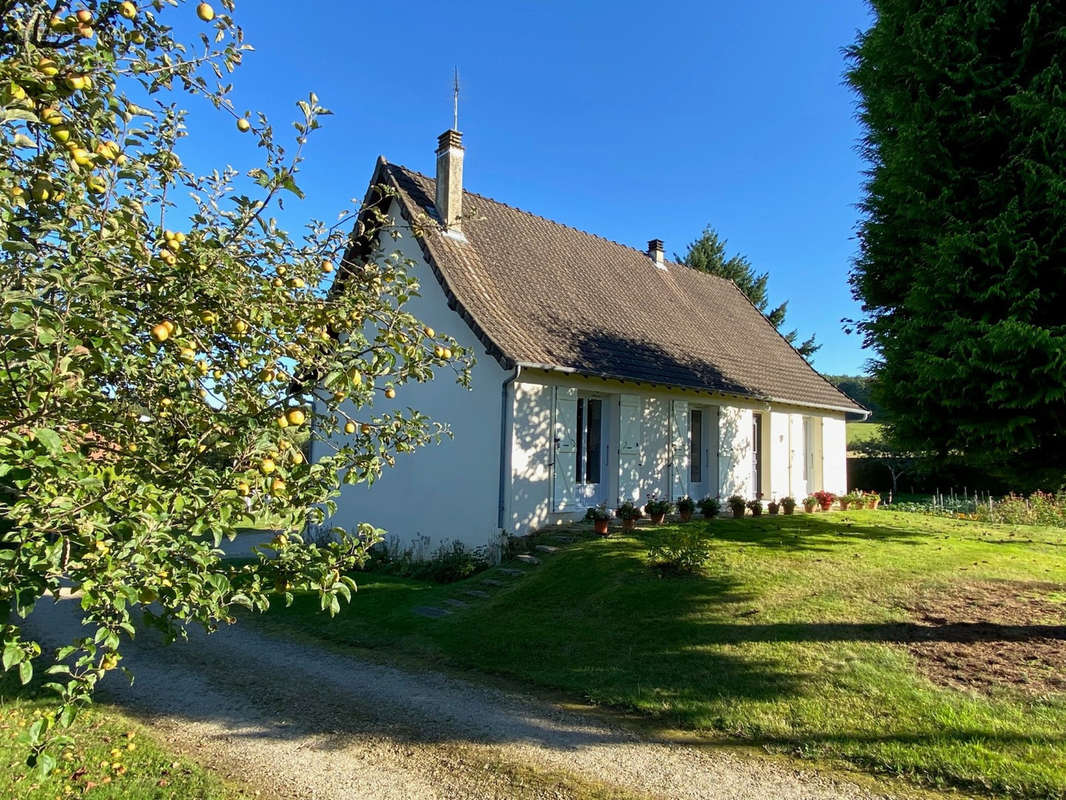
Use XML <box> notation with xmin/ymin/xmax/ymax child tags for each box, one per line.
<box><xmin>259</xmin><ymin>458</ymin><xmax>276</xmax><ymax>475</ymax></box>
<box><xmin>285</xmin><ymin>408</ymin><xmax>306</xmax><ymax>426</ymax></box>
<box><xmin>344</xmin><ymin>421</ymin><xmax>356</xmax><ymax>434</ymax></box>
<box><xmin>119</xmin><ymin>2</ymin><xmax>136</xmax><ymax>19</ymax></box>
<box><xmin>196</xmin><ymin>2</ymin><xmax>215</xmax><ymax>21</ymax></box>
<box><xmin>236</xmin><ymin>117</ymin><xmax>250</xmax><ymax>132</ymax></box>
<box><xmin>75</xmin><ymin>9</ymin><xmax>92</xmax><ymax>23</ymax></box>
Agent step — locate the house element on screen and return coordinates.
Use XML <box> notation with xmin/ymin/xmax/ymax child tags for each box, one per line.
<box><xmin>317</xmin><ymin>129</ymin><xmax>866</xmax><ymax>553</ymax></box>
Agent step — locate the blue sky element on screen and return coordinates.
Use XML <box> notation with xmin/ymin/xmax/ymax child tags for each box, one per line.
<box><xmin>176</xmin><ymin>0</ymin><xmax>875</xmax><ymax>375</ymax></box>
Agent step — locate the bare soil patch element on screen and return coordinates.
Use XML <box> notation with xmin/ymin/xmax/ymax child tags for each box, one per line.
<box><xmin>902</xmin><ymin>580</ymin><xmax>1066</xmax><ymax>695</ymax></box>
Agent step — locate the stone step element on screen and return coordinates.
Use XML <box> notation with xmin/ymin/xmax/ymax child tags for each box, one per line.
<box><xmin>497</xmin><ymin>568</ymin><xmax>525</xmax><ymax>576</ymax></box>
<box><xmin>412</xmin><ymin>606</ymin><xmax>451</xmax><ymax>618</ymax></box>
<box><xmin>463</xmin><ymin>589</ymin><xmax>490</xmax><ymax>599</ymax></box>
<box><xmin>480</xmin><ymin>578</ymin><xmax>506</xmax><ymax>587</ymax></box>
<box><xmin>515</xmin><ymin>554</ymin><xmax>540</xmax><ymax>565</ymax></box>
<box><xmin>443</xmin><ymin>598</ymin><xmax>469</xmax><ymax>609</ymax></box>
<box><xmin>534</xmin><ymin>545</ymin><xmax>560</xmax><ymax>554</ymax></box>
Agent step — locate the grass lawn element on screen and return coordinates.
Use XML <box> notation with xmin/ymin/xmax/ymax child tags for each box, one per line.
<box><xmin>846</xmin><ymin>421</ymin><xmax>884</xmax><ymax>446</ymax></box>
<box><xmin>260</xmin><ymin>511</ymin><xmax>1066</xmax><ymax>799</ymax></box>
<box><xmin>0</xmin><ymin>676</ymin><xmax>248</xmax><ymax>800</ymax></box>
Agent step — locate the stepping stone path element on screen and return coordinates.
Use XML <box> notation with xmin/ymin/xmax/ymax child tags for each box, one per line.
<box><xmin>412</xmin><ymin>606</ymin><xmax>451</xmax><ymax>618</ymax></box>
<box><xmin>413</xmin><ymin>534</ymin><xmax>574</xmax><ymax>618</ymax></box>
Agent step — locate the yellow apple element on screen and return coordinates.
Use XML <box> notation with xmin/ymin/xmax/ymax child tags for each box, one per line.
<box><xmin>196</xmin><ymin>2</ymin><xmax>215</xmax><ymax>21</ymax></box>
<box><xmin>344</xmin><ymin>421</ymin><xmax>356</xmax><ymax>434</ymax></box>
<box><xmin>285</xmin><ymin>408</ymin><xmax>306</xmax><ymax>426</ymax></box>
<box><xmin>236</xmin><ymin>117</ymin><xmax>250</xmax><ymax>132</ymax></box>
<box><xmin>119</xmin><ymin>2</ymin><xmax>137</xmax><ymax>19</ymax></box>
<box><xmin>259</xmin><ymin>458</ymin><xmax>276</xmax><ymax>475</ymax></box>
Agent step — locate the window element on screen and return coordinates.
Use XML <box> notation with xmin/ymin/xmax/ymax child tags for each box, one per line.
<box><xmin>689</xmin><ymin>408</ymin><xmax>703</xmax><ymax>482</ymax></box>
<box><xmin>576</xmin><ymin>397</ymin><xmax>602</xmax><ymax>485</ymax></box>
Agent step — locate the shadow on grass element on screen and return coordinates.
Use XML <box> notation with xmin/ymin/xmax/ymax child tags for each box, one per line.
<box><xmin>690</xmin><ymin>513</ymin><xmax>930</xmax><ymax>552</ymax></box>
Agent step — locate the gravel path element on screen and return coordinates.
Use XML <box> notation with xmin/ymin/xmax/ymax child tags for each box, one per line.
<box><xmin>26</xmin><ymin>596</ymin><xmax>901</xmax><ymax>800</ymax></box>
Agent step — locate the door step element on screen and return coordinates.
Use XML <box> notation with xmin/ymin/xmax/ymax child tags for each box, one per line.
<box><xmin>515</xmin><ymin>554</ymin><xmax>540</xmax><ymax>565</ymax></box>
<box><xmin>534</xmin><ymin>545</ymin><xmax>559</xmax><ymax>554</ymax></box>
<box><xmin>497</xmin><ymin>568</ymin><xmax>525</xmax><ymax>576</ymax></box>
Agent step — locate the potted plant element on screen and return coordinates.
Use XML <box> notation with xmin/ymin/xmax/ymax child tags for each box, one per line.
<box><xmin>780</xmin><ymin>496</ymin><xmax>796</xmax><ymax>515</ymax></box>
<box><xmin>616</xmin><ymin>500</ymin><xmax>642</xmax><ymax>532</ymax></box>
<box><xmin>839</xmin><ymin>492</ymin><xmax>860</xmax><ymax>511</ymax></box>
<box><xmin>813</xmin><ymin>490</ymin><xmax>836</xmax><ymax>512</ymax></box>
<box><xmin>585</xmin><ymin>503</ymin><xmax>611</xmax><ymax>536</ymax></box>
<box><xmin>698</xmin><ymin>496</ymin><xmax>721</xmax><ymax>519</ymax></box>
<box><xmin>746</xmin><ymin>499</ymin><xmax>763</xmax><ymax>517</ymax></box>
<box><xmin>865</xmin><ymin>490</ymin><xmax>881</xmax><ymax>509</ymax></box>
<box><xmin>727</xmin><ymin>495</ymin><xmax>747</xmax><ymax>519</ymax></box>
<box><xmin>802</xmin><ymin>496</ymin><xmax>817</xmax><ymax>513</ymax></box>
<box><xmin>677</xmin><ymin>495</ymin><xmax>696</xmax><ymax>522</ymax></box>
<box><xmin>644</xmin><ymin>495</ymin><xmax>672</xmax><ymax>525</ymax></box>
<box><xmin>767</xmin><ymin>500</ymin><xmax>779</xmax><ymax>515</ymax></box>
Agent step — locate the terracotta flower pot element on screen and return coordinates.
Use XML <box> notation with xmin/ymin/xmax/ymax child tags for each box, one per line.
<box><xmin>839</xmin><ymin>500</ymin><xmax>851</xmax><ymax>511</ymax></box>
<box><xmin>731</xmin><ymin>508</ymin><xmax>745</xmax><ymax>519</ymax></box>
<box><xmin>819</xmin><ymin>501</ymin><xmax>832</xmax><ymax>512</ymax></box>
<box><xmin>803</xmin><ymin>503</ymin><xmax>816</xmax><ymax>513</ymax></box>
<box><xmin>783</xmin><ymin>507</ymin><xmax>794</xmax><ymax>515</ymax></box>
<box><xmin>594</xmin><ymin>518</ymin><xmax>609</xmax><ymax>535</ymax></box>
<box><xmin>867</xmin><ymin>499</ymin><xmax>880</xmax><ymax>509</ymax></box>
<box><xmin>649</xmin><ymin>513</ymin><xmax>666</xmax><ymax>525</ymax></box>
<box><xmin>701</xmin><ymin>509</ymin><xmax>716</xmax><ymax>519</ymax></box>
<box><xmin>621</xmin><ymin>518</ymin><xmax>637</xmax><ymax>533</ymax></box>
<box><xmin>679</xmin><ymin>509</ymin><xmax>693</xmax><ymax>522</ymax></box>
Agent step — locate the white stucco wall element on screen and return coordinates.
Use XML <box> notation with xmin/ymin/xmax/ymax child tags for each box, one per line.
<box><xmin>321</xmin><ymin>202</ymin><xmax>508</xmax><ymax>553</ymax></box>
<box><xmin>505</xmin><ymin>370</ymin><xmax>851</xmax><ymax>533</ymax></box>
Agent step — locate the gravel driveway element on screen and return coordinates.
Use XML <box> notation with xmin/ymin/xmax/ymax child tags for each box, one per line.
<box><xmin>26</xmin><ymin>595</ymin><xmax>901</xmax><ymax>800</ymax></box>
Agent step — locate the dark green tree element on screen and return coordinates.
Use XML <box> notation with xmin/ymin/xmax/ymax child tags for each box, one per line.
<box><xmin>846</xmin><ymin>0</ymin><xmax>1066</xmax><ymax>490</ymax></box>
<box><xmin>679</xmin><ymin>226</ymin><xmax>819</xmax><ymax>358</ymax></box>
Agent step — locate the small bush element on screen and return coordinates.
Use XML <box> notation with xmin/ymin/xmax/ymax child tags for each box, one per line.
<box><xmin>616</xmin><ymin>500</ymin><xmax>642</xmax><ymax>521</ymax></box>
<box><xmin>780</xmin><ymin>496</ymin><xmax>797</xmax><ymax>513</ymax></box>
<box><xmin>644</xmin><ymin>495</ymin><xmax>673</xmax><ymax>518</ymax></box>
<box><xmin>677</xmin><ymin>495</ymin><xmax>696</xmax><ymax>515</ymax></box>
<box><xmin>371</xmin><ymin>539</ymin><xmax>490</xmax><ymax>583</ymax></box>
<box><xmin>648</xmin><ymin>529</ymin><xmax>713</xmax><ymax>575</ymax></box>
<box><xmin>746</xmin><ymin>499</ymin><xmax>763</xmax><ymax>517</ymax></box>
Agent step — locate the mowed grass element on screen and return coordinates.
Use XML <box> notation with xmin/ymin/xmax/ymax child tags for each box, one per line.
<box><xmin>260</xmin><ymin>511</ymin><xmax>1066</xmax><ymax>799</ymax></box>
<box><xmin>0</xmin><ymin>676</ymin><xmax>246</xmax><ymax>800</ymax></box>
<box><xmin>846</xmin><ymin>421</ymin><xmax>884</xmax><ymax>446</ymax></box>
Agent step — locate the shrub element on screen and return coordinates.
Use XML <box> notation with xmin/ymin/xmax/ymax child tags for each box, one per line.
<box><xmin>813</xmin><ymin>490</ymin><xmax>836</xmax><ymax>508</ymax></box>
<box><xmin>978</xmin><ymin>491</ymin><xmax>1066</xmax><ymax>527</ymax></box>
<box><xmin>616</xmin><ymin>500</ymin><xmax>643</xmax><ymax>521</ymax></box>
<box><xmin>698</xmin><ymin>497</ymin><xmax>721</xmax><ymax>517</ymax></box>
<box><xmin>727</xmin><ymin>495</ymin><xmax>747</xmax><ymax>516</ymax></box>
<box><xmin>781</xmin><ymin>496</ymin><xmax>797</xmax><ymax>513</ymax></box>
<box><xmin>372</xmin><ymin>539</ymin><xmax>490</xmax><ymax>584</ymax></box>
<box><xmin>840</xmin><ymin>492</ymin><xmax>862</xmax><ymax>507</ymax></box>
<box><xmin>767</xmin><ymin>500</ymin><xmax>779</xmax><ymax>515</ymax></box>
<box><xmin>746</xmin><ymin>499</ymin><xmax>763</xmax><ymax>516</ymax></box>
<box><xmin>647</xmin><ymin>529</ymin><xmax>713</xmax><ymax>575</ymax></box>
<box><xmin>677</xmin><ymin>496</ymin><xmax>696</xmax><ymax>514</ymax></box>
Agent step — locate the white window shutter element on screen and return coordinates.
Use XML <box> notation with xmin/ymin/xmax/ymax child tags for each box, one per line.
<box><xmin>671</xmin><ymin>400</ymin><xmax>690</xmax><ymax>500</ymax></box>
<box><xmin>618</xmin><ymin>394</ymin><xmax>642</xmax><ymax>503</ymax></box>
<box><xmin>552</xmin><ymin>386</ymin><xmax>578</xmax><ymax>511</ymax></box>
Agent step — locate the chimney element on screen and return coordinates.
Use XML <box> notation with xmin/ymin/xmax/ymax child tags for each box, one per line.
<box><xmin>647</xmin><ymin>239</ymin><xmax>665</xmax><ymax>269</ymax></box>
<box><xmin>435</xmin><ymin>129</ymin><xmax>464</xmax><ymax>231</ymax></box>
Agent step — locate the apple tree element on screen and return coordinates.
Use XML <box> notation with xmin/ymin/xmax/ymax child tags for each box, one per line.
<box><xmin>0</xmin><ymin>0</ymin><xmax>469</xmax><ymax>769</ymax></box>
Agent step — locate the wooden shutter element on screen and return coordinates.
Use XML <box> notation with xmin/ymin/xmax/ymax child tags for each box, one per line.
<box><xmin>670</xmin><ymin>400</ymin><xmax>690</xmax><ymax>500</ymax></box>
<box><xmin>552</xmin><ymin>386</ymin><xmax>578</xmax><ymax>511</ymax></box>
<box><xmin>618</xmin><ymin>394</ymin><xmax>642</xmax><ymax>503</ymax></box>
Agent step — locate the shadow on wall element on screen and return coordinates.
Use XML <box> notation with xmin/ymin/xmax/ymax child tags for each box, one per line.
<box><xmin>510</xmin><ymin>382</ymin><xmax>555</xmax><ymax>533</ymax></box>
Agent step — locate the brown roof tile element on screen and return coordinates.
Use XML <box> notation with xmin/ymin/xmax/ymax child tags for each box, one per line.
<box><xmin>374</xmin><ymin>161</ymin><xmax>863</xmax><ymax>414</ymax></box>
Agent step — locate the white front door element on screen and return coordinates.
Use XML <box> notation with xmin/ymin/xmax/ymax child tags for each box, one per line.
<box><xmin>670</xmin><ymin>400</ymin><xmax>690</xmax><ymax>500</ymax></box>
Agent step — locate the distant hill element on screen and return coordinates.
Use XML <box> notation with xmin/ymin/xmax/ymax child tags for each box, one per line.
<box><xmin>825</xmin><ymin>375</ymin><xmax>884</xmax><ymax>422</ymax></box>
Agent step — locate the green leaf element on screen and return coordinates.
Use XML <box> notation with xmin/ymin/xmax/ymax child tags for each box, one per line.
<box><xmin>18</xmin><ymin>659</ymin><xmax>33</xmax><ymax>685</ymax></box>
<box><xmin>2</xmin><ymin>643</ymin><xmax>21</xmax><ymax>671</ymax></box>
<box><xmin>33</xmin><ymin>429</ymin><xmax>63</xmax><ymax>456</ymax></box>
<box><xmin>9</xmin><ymin>311</ymin><xmax>31</xmax><ymax>329</ymax></box>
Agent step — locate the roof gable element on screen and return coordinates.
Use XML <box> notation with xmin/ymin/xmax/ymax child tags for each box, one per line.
<box><xmin>369</xmin><ymin>161</ymin><xmax>863</xmax><ymax>414</ymax></box>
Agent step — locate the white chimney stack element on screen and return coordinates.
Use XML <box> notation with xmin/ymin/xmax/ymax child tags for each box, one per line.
<box><xmin>435</xmin><ymin>129</ymin><xmax>464</xmax><ymax>231</ymax></box>
<box><xmin>648</xmin><ymin>238</ymin><xmax>665</xmax><ymax>269</ymax></box>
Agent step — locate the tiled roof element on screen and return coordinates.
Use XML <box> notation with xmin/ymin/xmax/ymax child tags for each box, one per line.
<box><xmin>371</xmin><ymin>160</ymin><xmax>864</xmax><ymax>414</ymax></box>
